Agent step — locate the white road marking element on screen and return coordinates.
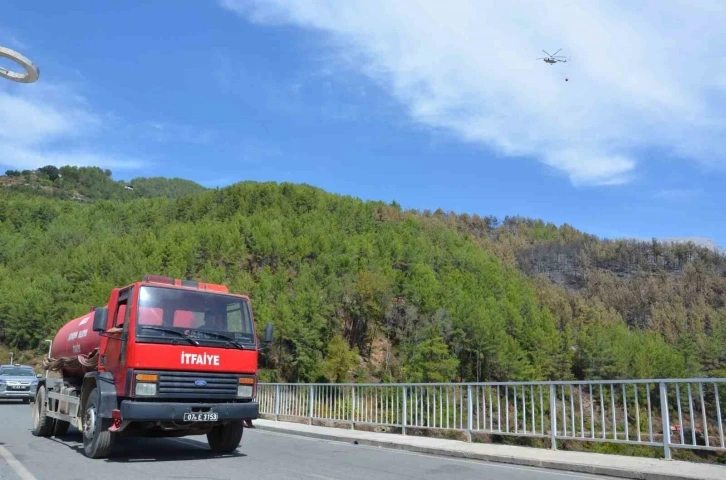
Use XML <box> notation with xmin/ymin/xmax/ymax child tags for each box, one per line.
<box><xmin>0</xmin><ymin>445</ymin><xmax>37</xmax><ymax>480</ymax></box>
<box><xmin>252</xmin><ymin>429</ymin><xmax>608</xmax><ymax>479</ymax></box>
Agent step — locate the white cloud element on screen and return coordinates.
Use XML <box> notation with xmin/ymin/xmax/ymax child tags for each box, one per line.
<box><xmin>0</xmin><ymin>83</ymin><xmax>144</xmax><ymax>171</ymax></box>
<box><xmin>221</xmin><ymin>0</ymin><xmax>726</xmax><ymax>186</ymax></box>
<box><xmin>0</xmin><ymin>144</ymin><xmax>144</xmax><ymax>171</ymax></box>
<box><xmin>0</xmin><ymin>89</ymin><xmax>99</xmax><ymax>145</ymax></box>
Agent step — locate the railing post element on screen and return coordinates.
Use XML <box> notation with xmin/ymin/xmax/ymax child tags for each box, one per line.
<box><xmin>550</xmin><ymin>384</ymin><xmax>557</xmax><ymax>450</ymax></box>
<box><xmin>659</xmin><ymin>382</ymin><xmax>672</xmax><ymax>460</ymax></box>
<box><xmin>308</xmin><ymin>384</ymin><xmax>314</xmax><ymax>425</ymax></box>
<box><xmin>466</xmin><ymin>385</ymin><xmax>473</xmax><ymax>442</ymax></box>
<box><xmin>351</xmin><ymin>386</ymin><xmax>356</xmax><ymax>430</ymax></box>
<box><xmin>274</xmin><ymin>384</ymin><xmax>280</xmax><ymax>421</ymax></box>
<box><xmin>402</xmin><ymin>386</ymin><xmax>407</xmax><ymax>436</ymax></box>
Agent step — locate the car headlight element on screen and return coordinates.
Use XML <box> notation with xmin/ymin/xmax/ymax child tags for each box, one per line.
<box><xmin>135</xmin><ymin>373</ymin><xmax>158</xmax><ymax>396</ymax></box>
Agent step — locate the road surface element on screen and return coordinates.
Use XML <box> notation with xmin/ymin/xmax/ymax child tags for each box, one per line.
<box><xmin>0</xmin><ymin>400</ymin><xmax>613</xmax><ymax>480</ymax></box>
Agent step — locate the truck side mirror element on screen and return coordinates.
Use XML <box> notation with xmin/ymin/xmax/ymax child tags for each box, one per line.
<box><xmin>92</xmin><ymin>306</ymin><xmax>109</xmax><ymax>332</ymax></box>
<box><xmin>263</xmin><ymin>322</ymin><xmax>274</xmax><ymax>344</ymax></box>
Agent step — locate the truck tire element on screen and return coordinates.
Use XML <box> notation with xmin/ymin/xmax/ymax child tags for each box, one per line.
<box><xmin>82</xmin><ymin>387</ymin><xmax>114</xmax><ymax>459</ymax></box>
<box><xmin>207</xmin><ymin>421</ymin><xmax>243</xmax><ymax>453</ymax></box>
<box><xmin>31</xmin><ymin>385</ymin><xmax>55</xmax><ymax>437</ymax></box>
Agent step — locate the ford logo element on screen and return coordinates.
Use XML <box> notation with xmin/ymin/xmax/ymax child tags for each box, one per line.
<box><xmin>194</xmin><ymin>380</ymin><xmax>207</xmax><ymax>387</ymax></box>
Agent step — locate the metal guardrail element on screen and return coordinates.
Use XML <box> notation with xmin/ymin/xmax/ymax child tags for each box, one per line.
<box><xmin>258</xmin><ymin>379</ymin><xmax>726</xmax><ymax>459</ymax></box>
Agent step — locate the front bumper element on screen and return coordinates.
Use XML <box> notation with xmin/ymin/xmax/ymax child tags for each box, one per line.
<box><xmin>0</xmin><ymin>387</ymin><xmax>36</xmax><ymax>399</ymax></box>
<box><xmin>119</xmin><ymin>400</ymin><xmax>259</xmax><ymax>422</ymax></box>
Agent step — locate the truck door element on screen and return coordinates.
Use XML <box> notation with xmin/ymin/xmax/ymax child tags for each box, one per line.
<box><xmin>103</xmin><ymin>286</ymin><xmax>132</xmax><ymax>396</ymax></box>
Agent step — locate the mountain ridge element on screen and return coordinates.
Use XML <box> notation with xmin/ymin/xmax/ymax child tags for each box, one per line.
<box><xmin>1</xmin><ymin>165</ymin><xmax>724</xmax><ymax>384</ymax></box>
<box><xmin>2</xmin><ymin>165</ymin><xmax>207</xmax><ymax>201</ymax></box>
<box><xmin>662</xmin><ymin>236</ymin><xmax>725</xmax><ymax>255</ymax></box>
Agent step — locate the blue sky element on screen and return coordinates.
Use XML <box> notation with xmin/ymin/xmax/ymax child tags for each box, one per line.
<box><xmin>1</xmin><ymin>1</ymin><xmax>724</xmax><ymax>246</ymax></box>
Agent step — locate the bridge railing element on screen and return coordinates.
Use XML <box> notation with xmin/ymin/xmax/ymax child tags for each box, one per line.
<box><xmin>257</xmin><ymin>378</ymin><xmax>726</xmax><ymax>459</ymax></box>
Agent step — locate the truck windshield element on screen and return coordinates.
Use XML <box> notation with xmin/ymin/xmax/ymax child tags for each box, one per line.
<box><xmin>135</xmin><ymin>285</ymin><xmax>255</xmax><ymax>346</ymax></box>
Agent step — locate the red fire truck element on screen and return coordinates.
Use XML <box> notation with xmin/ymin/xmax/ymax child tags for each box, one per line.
<box><xmin>31</xmin><ymin>275</ymin><xmax>273</xmax><ymax>459</ymax></box>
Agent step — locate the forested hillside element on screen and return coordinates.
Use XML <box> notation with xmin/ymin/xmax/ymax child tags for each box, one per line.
<box><xmin>0</xmin><ymin>167</ymin><xmax>724</xmax><ymax>383</ymax></box>
<box><xmin>2</xmin><ymin>165</ymin><xmax>206</xmax><ymax>201</ymax></box>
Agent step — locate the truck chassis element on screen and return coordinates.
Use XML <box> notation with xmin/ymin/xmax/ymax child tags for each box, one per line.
<box><xmin>31</xmin><ymin>378</ymin><xmax>115</xmax><ymax>458</ymax></box>
<box><xmin>31</xmin><ymin>376</ymin><xmax>247</xmax><ymax>458</ymax></box>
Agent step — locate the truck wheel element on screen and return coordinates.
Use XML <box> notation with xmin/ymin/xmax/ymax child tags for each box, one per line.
<box><xmin>31</xmin><ymin>385</ymin><xmax>55</xmax><ymax>437</ymax></box>
<box><xmin>207</xmin><ymin>421</ymin><xmax>243</xmax><ymax>453</ymax></box>
<box><xmin>82</xmin><ymin>387</ymin><xmax>114</xmax><ymax>459</ymax></box>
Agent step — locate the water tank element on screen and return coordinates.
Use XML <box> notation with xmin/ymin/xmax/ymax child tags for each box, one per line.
<box><xmin>50</xmin><ymin>309</ymin><xmax>103</xmax><ymax>378</ymax></box>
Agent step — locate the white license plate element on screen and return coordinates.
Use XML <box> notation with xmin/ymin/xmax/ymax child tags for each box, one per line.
<box><xmin>183</xmin><ymin>412</ymin><xmax>218</xmax><ymax>422</ymax></box>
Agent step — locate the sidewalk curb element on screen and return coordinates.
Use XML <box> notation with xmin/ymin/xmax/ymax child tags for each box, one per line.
<box><xmin>253</xmin><ymin>423</ymin><xmax>710</xmax><ymax>480</ymax></box>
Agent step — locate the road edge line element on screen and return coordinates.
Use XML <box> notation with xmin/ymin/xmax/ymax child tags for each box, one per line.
<box><xmin>252</xmin><ymin>424</ymin><xmax>706</xmax><ymax>480</ymax></box>
<box><xmin>0</xmin><ymin>445</ymin><xmax>38</xmax><ymax>480</ymax></box>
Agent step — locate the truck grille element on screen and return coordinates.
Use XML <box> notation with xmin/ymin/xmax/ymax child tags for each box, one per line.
<box><xmin>155</xmin><ymin>371</ymin><xmax>239</xmax><ymax>399</ymax></box>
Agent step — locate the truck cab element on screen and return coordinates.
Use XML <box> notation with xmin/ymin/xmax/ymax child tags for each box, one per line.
<box><xmin>30</xmin><ymin>275</ymin><xmax>273</xmax><ymax>459</ymax></box>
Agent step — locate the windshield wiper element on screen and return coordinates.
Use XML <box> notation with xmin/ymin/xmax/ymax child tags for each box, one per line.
<box><xmin>198</xmin><ymin>330</ymin><xmax>245</xmax><ymax>350</ymax></box>
<box><xmin>139</xmin><ymin>325</ymin><xmax>200</xmax><ymax>346</ymax></box>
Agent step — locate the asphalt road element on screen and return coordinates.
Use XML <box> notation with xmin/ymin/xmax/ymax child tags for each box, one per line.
<box><xmin>0</xmin><ymin>400</ymin><xmax>614</xmax><ymax>480</ymax></box>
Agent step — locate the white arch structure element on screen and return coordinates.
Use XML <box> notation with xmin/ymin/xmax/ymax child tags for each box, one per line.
<box><xmin>0</xmin><ymin>46</ymin><xmax>39</xmax><ymax>83</ymax></box>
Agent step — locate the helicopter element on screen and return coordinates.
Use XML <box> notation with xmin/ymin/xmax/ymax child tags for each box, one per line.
<box><xmin>536</xmin><ymin>48</ymin><xmax>569</xmax><ymax>64</ymax></box>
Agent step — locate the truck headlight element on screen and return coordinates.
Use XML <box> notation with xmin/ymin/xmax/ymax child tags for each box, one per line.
<box><xmin>238</xmin><ymin>377</ymin><xmax>255</xmax><ymax>398</ymax></box>
<box><xmin>135</xmin><ymin>373</ymin><xmax>158</xmax><ymax>396</ymax></box>
<box><xmin>136</xmin><ymin>383</ymin><xmax>157</xmax><ymax>396</ymax></box>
